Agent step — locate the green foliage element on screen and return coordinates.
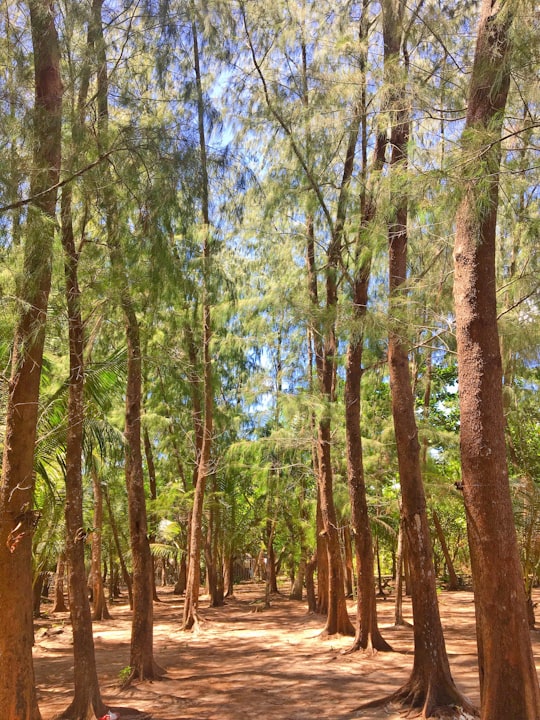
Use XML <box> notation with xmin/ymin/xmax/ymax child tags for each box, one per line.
<box><xmin>0</xmin><ymin>0</ymin><xmax>538</xmax><ymax>604</ymax></box>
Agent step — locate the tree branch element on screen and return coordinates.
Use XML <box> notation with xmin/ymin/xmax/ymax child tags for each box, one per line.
<box><xmin>0</xmin><ymin>149</ymin><xmax>118</xmax><ymax>215</ymax></box>
<box><xmin>240</xmin><ymin>3</ymin><xmax>334</xmax><ymax>234</ymax></box>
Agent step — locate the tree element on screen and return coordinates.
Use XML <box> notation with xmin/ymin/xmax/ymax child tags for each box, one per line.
<box><xmin>369</xmin><ymin>0</ymin><xmax>475</xmax><ymax>715</ymax></box>
<box><xmin>57</xmin><ymin>173</ymin><xmax>106</xmax><ymax>720</ymax></box>
<box><xmin>92</xmin><ymin>0</ymin><xmax>161</xmax><ymax>681</ymax></box>
<box><xmin>241</xmin><ymin>0</ymin><xmax>360</xmax><ymax>636</ymax></box>
<box><xmin>0</xmin><ymin>2</ymin><xmax>62</xmax><ymax>717</ymax></box>
<box><xmin>453</xmin><ymin>1</ymin><xmax>540</xmax><ymax>717</ymax></box>
<box><xmin>344</xmin><ymin>0</ymin><xmax>392</xmax><ymax>654</ymax></box>
<box><xmin>183</xmin><ymin>20</ymin><xmax>216</xmax><ymax>630</ymax></box>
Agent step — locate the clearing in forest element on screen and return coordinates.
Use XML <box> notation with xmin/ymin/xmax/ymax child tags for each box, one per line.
<box><xmin>33</xmin><ymin>582</ymin><xmax>540</xmax><ymax>720</ymax></box>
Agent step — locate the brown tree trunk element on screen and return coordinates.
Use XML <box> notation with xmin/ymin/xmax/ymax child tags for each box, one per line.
<box><xmin>205</xmin><ymin>484</ymin><xmax>224</xmax><ymax>607</ymax></box>
<box><xmin>315</xmin><ymin>493</ymin><xmax>328</xmax><ymax>615</ymax></box>
<box><xmin>453</xmin><ymin>3</ymin><xmax>540</xmax><ymax>717</ymax></box>
<box><xmin>104</xmin><ymin>487</ymin><xmax>133</xmax><ymax>607</ymax></box>
<box><xmin>174</xmin><ymin>555</ymin><xmax>187</xmax><ymax>595</ymax></box>
<box><xmin>393</xmin><ymin>519</ymin><xmax>409</xmax><ymax>627</ymax></box>
<box><xmin>266</xmin><ymin>518</ymin><xmax>279</xmax><ymax>595</ymax></box>
<box><xmin>373</xmin><ymin>1</ymin><xmax>474</xmax><ymax>714</ymax></box>
<box><xmin>33</xmin><ymin>573</ymin><xmax>47</xmax><ymax>618</ymax></box>
<box><xmin>317</xmin><ymin>419</ymin><xmax>355</xmax><ymax>636</ymax></box>
<box><xmin>345</xmin><ymin>266</ymin><xmax>391</xmax><ymax>651</ymax></box>
<box><xmin>432</xmin><ymin>511</ymin><xmax>459</xmax><ymax>591</ymax></box>
<box><xmin>342</xmin><ymin>524</ymin><xmax>354</xmax><ymax>598</ymax></box>
<box><xmin>93</xmin><ymin>0</ymin><xmax>159</xmax><ymax>680</ymax></box>
<box><xmin>305</xmin><ymin>553</ymin><xmax>318</xmax><ymax>613</ymax></box>
<box><xmin>289</xmin><ymin>556</ymin><xmax>306</xmax><ymax>601</ymax></box>
<box><xmin>143</xmin><ymin>426</ymin><xmax>160</xmax><ymax>603</ymax></box>
<box><xmin>52</xmin><ymin>553</ymin><xmax>68</xmax><ymax>613</ymax></box>
<box><xmin>56</xmin><ymin>183</ymin><xmax>106</xmax><ymax>719</ymax></box>
<box><xmin>122</xmin><ymin>295</ymin><xmax>159</xmax><ymax>679</ymax></box>
<box><xmin>91</xmin><ymin>466</ymin><xmax>111</xmax><ymax>620</ymax></box>
<box><xmin>307</xmin><ymin>211</ymin><xmax>353</xmax><ymax>634</ymax></box>
<box><xmin>182</xmin><ymin>22</ymin><xmax>214</xmax><ymax>631</ymax></box>
<box><xmin>0</xmin><ymin>3</ymin><xmax>61</xmax><ymax>717</ymax></box>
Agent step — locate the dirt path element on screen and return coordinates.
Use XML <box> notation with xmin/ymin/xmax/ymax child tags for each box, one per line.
<box><xmin>33</xmin><ymin>583</ymin><xmax>540</xmax><ymax>720</ymax></box>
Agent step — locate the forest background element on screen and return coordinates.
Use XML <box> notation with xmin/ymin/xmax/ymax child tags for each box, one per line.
<box><xmin>0</xmin><ymin>0</ymin><xmax>539</xmax><ymax>719</ymax></box>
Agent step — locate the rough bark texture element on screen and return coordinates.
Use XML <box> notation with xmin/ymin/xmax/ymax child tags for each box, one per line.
<box><xmin>453</xmin><ymin>2</ymin><xmax>540</xmax><ymax>717</ymax></box>
<box><xmin>123</xmin><ymin>300</ymin><xmax>159</xmax><ymax>679</ymax></box>
<box><xmin>376</xmin><ymin>1</ymin><xmax>475</xmax><ymax>714</ymax></box>
<box><xmin>93</xmin><ymin>0</ymin><xmax>158</xmax><ymax>680</ymax></box>
<box><xmin>182</xmin><ymin>22</ymin><xmax>214</xmax><ymax>631</ymax></box>
<box><xmin>345</xmin><ymin>275</ymin><xmax>392</xmax><ymax>652</ymax></box>
<box><xmin>0</xmin><ymin>3</ymin><xmax>61</xmax><ymax>717</ymax></box>
<box><xmin>317</xmin><ymin>420</ymin><xmax>355</xmax><ymax>636</ymax></box>
<box><xmin>143</xmin><ymin>426</ymin><xmax>160</xmax><ymax>603</ymax></box>
<box><xmin>432</xmin><ymin>511</ymin><xmax>460</xmax><ymax>591</ymax></box>
<box><xmin>57</xmin><ymin>186</ymin><xmax>106</xmax><ymax>720</ymax></box>
<box><xmin>52</xmin><ymin>553</ymin><xmax>68</xmax><ymax>613</ymax></box>
<box><xmin>91</xmin><ymin>467</ymin><xmax>111</xmax><ymax>620</ymax></box>
<box><xmin>104</xmin><ymin>486</ymin><xmax>133</xmax><ymax>609</ymax></box>
<box><xmin>205</xmin><ymin>479</ymin><xmax>224</xmax><ymax>608</ymax></box>
<box><xmin>306</xmin><ymin>216</ymin><xmax>353</xmax><ymax>635</ymax></box>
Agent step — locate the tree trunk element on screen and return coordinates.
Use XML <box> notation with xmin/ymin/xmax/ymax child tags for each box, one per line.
<box><xmin>266</xmin><ymin>518</ymin><xmax>279</xmax><ymax>595</ymax></box>
<box><xmin>55</xmin><ymin>176</ymin><xmax>107</xmax><ymax>719</ymax></box>
<box><xmin>306</xmin><ymin>216</ymin><xmax>353</xmax><ymax>634</ymax></box>
<box><xmin>342</xmin><ymin>524</ymin><xmax>354</xmax><ymax>598</ymax></box>
<box><xmin>315</xmin><ymin>493</ymin><xmax>328</xmax><ymax>615</ymax></box>
<box><xmin>317</xmin><ymin>419</ymin><xmax>355</xmax><ymax>636</ymax></box>
<box><xmin>393</xmin><ymin>519</ymin><xmax>408</xmax><ymax>627</ymax></box>
<box><xmin>122</xmin><ymin>296</ymin><xmax>159</xmax><ymax>679</ymax></box>
<box><xmin>174</xmin><ymin>555</ymin><xmax>187</xmax><ymax>595</ymax></box>
<box><xmin>91</xmin><ymin>466</ymin><xmax>111</xmax><ymax>620</ymax></box>
<box><xmin>453</xmin><ymin>3</ymin><xmax>540</xmax><ymax>717</ymax></box>
<box><xmin>377</xmin><ymin>1</ymin><xmax>474</xmax><ymax>714</ymax></box>
<box><xmin>33</xmin><ymin>573</ymin><xmax>46</xmax><ymax>618</ymax></box>
<box><xmin>289</xmin><ymin>556</ymin><xmax>306</xmax><ymax>601</ymax></box>
<box><xmin>182</xmin><ymin>22</ymin><xmax>214</xmax><ymax>630</ymax></box>
<box><xmin>432</xmin><ymin>511</ymin><xmax>459</xmax><ymax>591</ymax></box>
<box><xmin>143</xmin><ymin>426</ymin><xmax>160</xmax><ymax>603</ymax></box>
<box><xmin>93</xmin><ymin>0</ymin><xmax>159</xmax><ymax>680</ymax></box>
<box><xmin>52</xmin><ymin>553</ymin><xmax>68</xmax><ymax>613</ymax></box>
<box><xmin>305</xmin><ymin>553</ymin><xmax>318</xmax><ymax>613</ymax></box>
<box><xmin>345</xmin><ymin>269</ymin><xmax>391</xmax><ymax>651</ymax></box>
<box><xmin>223</xmin><ymin>555</ymin><xmax>234</xmax><ymax>598</ymax></box>
<box><xmin>205</xmin><ymin>484</ymin><xmax>224</xmax><ymax>607</ymax></box>
<box><xmin>104</xmin><ymin>487</ymin><xmax>133</xmax><ymax>608</ymax></box>
<box><xmin>0</xmin><ymin>3</ymin><xmax>61</xmax><ymax>717</ymax></box>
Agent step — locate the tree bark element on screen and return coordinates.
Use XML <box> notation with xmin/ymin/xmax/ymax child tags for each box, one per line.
<box><xmin>104</xmin><ymin>487</ymin><xmax>133</xmax><ymax>608</ymax></box>
<box><xmin>93</xmin><ymin>0</ymin><xmax>159</xmax><ymax>680</ymax></box>
<box><xmin>375</xmin><ymin>1</ymin><xmax>475</xmax><ymax>714</ymax></box>
<box><xmin>52</xmin><ymin>553</ymin><xmax>68</xmax><ymax>613</ymax></box>
<box><xmin>0</xmin><ymin>3</ymin><xmax>61</xmax><ymax>717</ymax></box>
<box><xmin>57</xmin><ymin>183</ymin><xmax>106</xmax><ymax>719</ymax></box>
<box><xmin>453</xmin><ymin>2</ymin><xmax>540</xmax><ymax>717</ymax></box>
<box><xmin>91</xmin><ymin>466</ymin><xmax>111</xmax><ymax>620</ymax></box>
<box><xmin>345</xmin><ymin>261</ymin><xmax>391</xmax><ymax>651</ymax></box>
<box><xmin>143</xmin><ymin>426</ymin><xmax>160</xmax><ymax>603</ymax></box>
<box><xmin>432</xmin><ymin>511</ymin><xmax>460</xmax><ymax>591</ymax></box>
<box><xmin>182</xmin><ymin>21</ymin><xmax>215</xmax><ymax>631</ymax></box>
<box><xmin>342</xmin><ymin>524</ymin><xmax>354</xmax><ymax>598</ymax></box>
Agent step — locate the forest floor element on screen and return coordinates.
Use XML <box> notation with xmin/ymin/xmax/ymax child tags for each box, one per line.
<box><xmin>33</xmin><ymin>581</ymin><xmax>540</xmax><ymax>720</ymax></box>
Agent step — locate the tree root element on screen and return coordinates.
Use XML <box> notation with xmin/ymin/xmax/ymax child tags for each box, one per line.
<box><xmin>354</xmin><ymin>679</ymin><xmax>479</xmax><ymax>719</ymax></box>
<box><xmin>53</xmin><ymin>698</ymin><xmax>107</xmax><ymax>720</ymax></box>
<box><xmin>120</xmin><ymin>659</ymin><xmax>166</xmax><ymax>690</ymax></box>
<box><xmin>345</xmin><ymin>633</ymin><xmax>394</xmax><ymax>655</ymax></box>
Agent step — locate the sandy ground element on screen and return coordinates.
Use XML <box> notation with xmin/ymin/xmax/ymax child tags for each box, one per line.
<box><xmin>33</xmin><ymin>582</ymin><xmax>540</xmax><ymax>720</ymax></box>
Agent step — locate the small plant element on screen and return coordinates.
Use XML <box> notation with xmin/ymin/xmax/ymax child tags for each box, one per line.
<box><xmin>118</xmin><ymin>666</ymin><xmax>132</xmax><ymax>686</ymax></box>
